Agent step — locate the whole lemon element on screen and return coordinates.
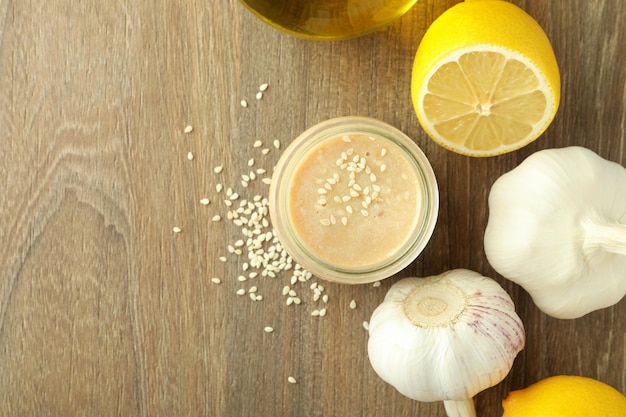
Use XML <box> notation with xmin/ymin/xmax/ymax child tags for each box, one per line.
<box><xmin>502</xmin><ymin>375</ymin><xmax>626</xmax><ymax>417</ymax></box>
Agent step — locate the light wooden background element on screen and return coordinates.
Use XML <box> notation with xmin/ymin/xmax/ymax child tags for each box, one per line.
<box><xmin>1</xmin><ymin>0</ymin><xmax>625</xmax><ymax>416</ymax></box>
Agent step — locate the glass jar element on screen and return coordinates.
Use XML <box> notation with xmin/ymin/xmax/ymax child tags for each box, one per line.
<box><xmin>269</xmin><ymin>116</ymin><xmax>439</xmax><ymax>284</ymax></box>
<box><xmin>239</xmin><ymin>0</ymin><xmax>419</xmax><ymax>40</ymax></box>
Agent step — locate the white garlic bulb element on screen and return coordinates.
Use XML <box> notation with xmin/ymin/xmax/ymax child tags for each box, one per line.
<box><xmin>484</xmin><ymin>146</ymin><xmax>626</xmax><ymax>319</ymax></box>
<box><xmin>367</xmin><ymin>269</ymin><xmax>525</xmax><ymax>417</ymax></box>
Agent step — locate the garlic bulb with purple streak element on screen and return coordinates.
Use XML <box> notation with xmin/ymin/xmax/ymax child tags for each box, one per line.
<box><xmin>367</xmin><ymin>269</ymin><xmax>525</xmax><ymax>417</ymax></box>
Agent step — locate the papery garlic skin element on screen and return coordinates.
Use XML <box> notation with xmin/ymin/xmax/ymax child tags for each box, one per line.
<box><xmin>367</xmin><ymin>269</ymin><xmax>525</xmax><ymax>406</ymax></box>
<box><xmin>484</xmin><ymin>146</ymin><xmax>626</xmax><ymax>319</ymax></box>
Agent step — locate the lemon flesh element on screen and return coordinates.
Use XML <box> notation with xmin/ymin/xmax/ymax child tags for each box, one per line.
<box><xmin>411</xmin><ymin>0</ymin><xmax>560</xmax><ymax>157</ymax></box>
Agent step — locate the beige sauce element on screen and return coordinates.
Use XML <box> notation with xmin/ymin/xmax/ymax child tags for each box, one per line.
<box><xmin>288</xmin><ymin>134</ymin><xmax>423</xmax><ymax>269</ymax></box>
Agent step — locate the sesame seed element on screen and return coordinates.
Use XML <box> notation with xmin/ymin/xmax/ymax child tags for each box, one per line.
<box><xmin>381</xmin><ymin>148</ymin><xmax>387</xmax><ymax>156</ymax></box>
<box><xmin>211</xmin><ymin>278</ymin><xmax>221</xmax><ymax>284</ymax></box>
<box><xmin>187</xmin><ymin>152</ymin><xmax>194</xmax><ymax>161</ymax></box>
<box><xmin>241</xmin><ymin>99</ymin><xmax>248</xmax><ymax>108</ymax></box>
<box><xmin>200</xmin><ymin>198</ymin><xmax>210</xmax><ymax>205</ymax></box>
<box><xmin>259</xmin><ymin>83</ymin><xmax>269</xmax><ymax>92</ymax></box>
<box><xmin>363</xmin><ymin>321</ymin><xmax>370</xmax><ymax>331</ymax></box>
<box><xmin>237</xmin><ymin>275</ymin><xmax>247</xmax><ymax>282</ymax></box>
<box><xmin>273</xmin><ymin>140</ymin><xmax>281</xmax><ymax>149</ymax></box>
<box><xmin>262</xmin><ymin>178</ymin><xmax>272</xmax><ymax>185</ymax></box>
<box><xmin>219</xmin><ymin>256</ymin><xmax>227</xmax><ymax>262</ymax></box>
<box><xmin>249</xmin><ymin>286</ymin><xmax>258</xmax><ymax>293</ymax></box>
<box><xmin>253</xmin><ymin>140</ymin><xmax>263</xmax><ymax>148</ymax></box>
<box><xmin>236</xmin><ymin>289</ymin><xmax>246</xmax><ymax>296</ymax></box>
<box><xmin>214</xmin><ymin>165</ymin><xmax>224</xmax><ymax>174</ymax></box>
<box><xmin>380</xmin><ymin>164</ymin><xmax>387</xmax><ymax>173</ymax></box>
<box><xmin>287</xmin><ymin>376</ymin><xmax>297</xmax><ymax>384</ymax></box>
<box><xmin>212</xmin><ymin>215</ymin><xmax>222</xmax><ymax>222</ymax></box>
<box><xmin>248</xmin><ymin>158</ymin><xmax>255</xmax><ymax>167</ymax></box>
<box><xmin>349</xmin><ymin>300</ymin><xmax>357</xmax><ymax>309</ymax></box>
<box><xmin>311</xmin><ymin>310</ymin><xmax>320</xmax><ymax>316</ymax></box>
<box><xmin>319</xmin><ymin>308</ymin><xmax>327</xmax><ymax>317</ymax></box>
<box><xmin>361</xmin><ymin>209</ymin><xmax>369</xmax><ymax>217</ymax></box>
<box><xmin>262</xmin><ymin>148</ymin><xmax>270</xmax><ymax>155</ymax></box>
<box><xmin>184</xmin><ymin>125</ymin><xmax>193</xmax><ymax>133</ymax></box>
<box><xmin>322</xmin><ymin>294</ymin><xmax>328</xmax><ymax>303</ymax></box>
<box><xmin>373</xmin><ymin>281</ymin><xmax>381</xmax><ymax>287</ymax></box>
<box><xmin>216</xmin><ymin>184</ymin><xmax>223</xmax><ymax>192</ymax></box>
<box><xmin>172</xmin><ymin>226</ymin><xmax>182</xmax><ymax>233</ymax></box>
<box><xmin>341</xmin><ymin>217</ymin><xmax>348</xmax><ymax>226</ymax></box>
<box><xmin>320</xmin><ymin>218</ymin><xmax>331</xmax><ymax>226</ymax></box>
<box><xmin>342</xmin><ymin>135</ymin><xmax>351</xmax><ymax>143</ymax></box>
<box><xmin>264</xmin><ymin>326</ymin><xmax>274</xmax><ymax>333</ymax></box>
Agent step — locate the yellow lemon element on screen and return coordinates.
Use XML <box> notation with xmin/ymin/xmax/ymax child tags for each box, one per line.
<box><xmin>411</xmin><ymin>0</ymin><xmax>560</xmax><ymax>157</ymax></box>
<box><xmin>502</xmin><ymin>375</ymin><xmax>626</xmax><ymax>417</ymax></box>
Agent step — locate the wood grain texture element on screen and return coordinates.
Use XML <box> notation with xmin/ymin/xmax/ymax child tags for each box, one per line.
<box><xmin>0</xmin><ymin>0</ymin><xmax>624</xmax><ymax>416</ymax></box>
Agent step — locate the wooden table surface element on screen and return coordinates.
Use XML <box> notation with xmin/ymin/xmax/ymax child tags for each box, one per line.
<box><xmin>1</xmin><ymin>0</ymin><xmax>625</xmax><ymax>416</ymax></box>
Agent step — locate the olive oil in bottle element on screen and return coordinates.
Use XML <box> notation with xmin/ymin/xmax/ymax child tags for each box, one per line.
<box><xmin>239</xmin><ymin>0</ymin><xmax>418</xmax><ymax>40</ymax></box>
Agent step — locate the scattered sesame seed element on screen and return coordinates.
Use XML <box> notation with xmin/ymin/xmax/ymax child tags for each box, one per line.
<box><xmin>287</xmin><ymin>376</ymin><xmax>297</xmax><ymax>384</ymax></box>
<box><xmin>241</xmin><ymin>99</ymin><xmax>248</xmax><ymax>108</ymax></box>
<box><xmin>259</xmin><ymin>83</ymin><xmax>269</xmax><ymax>92</ymax></box>
<box><xmin>248</xmin><ymin>158</ymin><xmax>255</xmax><ymax>167</ymax></box>
<box><xmin>200</xmin><ymin>198</ymin><xmax>210</xmax><ymax>205</ymax></box>
<box><xmin>264</xmin><ymin>326</ymin><xmax>274</xmax><ymax>333</ymax></box>
<box><xmin>253</xmin><ymin>140</ymin><xmax>263</xmax><ymax>148</ymax></box>
<box><xmin>342</xmin><ymin>135</ymin><xmax>351</xmax><ymax>143</ymax></box>
<box><xmin>319</xmin><ymin>308</ymin><xmax>327</xmax><ymax>317</ymax></box>
<box><xmin>256</xmin><ymin>92</ymin><xmax>263</xmax><ymax>100</ymax></box>
<box><xmin>219</xmin><ymin>256</ymin><xmax>227</xmax><ymax>262</ymax></box>
<box><xmin>187</xmin><ymin>152</ymin><xmax>194</xmax><ymax>161</ymax></box>
<box><xmin>380</xmin><ymin>164</ymin><xmax>387</xmax><ymax>173</ymax></box>
<box><xmin>373</xmin><ymin>281</ymin><xmax>381</xmax><ymax>287</ymax></box>
<box><xmin>211</xmin><ymin>278</ymin><xmax>221</xmax><ymax>284</ymax></box>
<box><xmin>172</xmin><ymin>226</ymin><xmax>182</xmax><ymax>233</ymax></box>
<box><xmin>262</xmin><ymin>148</ymin><xmax>270</xmax><ymax>155</ymax></box>
<box><xmin>320</xmin><ymin>218</ymin><xmax>331</xmax><ymax>226</ymax></box>
<box><xmin>216</xmin><ymin>184</ymin><xmax>223</xmax><ymax>193</ymax></box>
<box><xmin>212</xmin><ymin>215</ymin><xmax>222</xmax><ymax>222</ymax></box>
<box><xmin>349</xmin><ymin>300</ymin><xmax>357</xmax><ymax>309</ymax></box>
<box><xmin>381</xmin><ymin>148</ymin><xmax>387</xmax><ymax>156</ymax></box>
<box><xmin>262</xmin><ymin>178</ymin><xmax>272</xmax><ymax>185</ymax></box>
<box><xmin>184</xmin><ymin>125</ymin><xmax>193</xmax><ymax>133</ymax></box>
<box><xmin>363</xmin><ymin>321</ymin><xmax>370</xmax><ymax>331</ymax></box>
<box><xmin>273</xmin><ymin>139</ymin><xmax>281</xmax><ymax>149</ymax></box>
<box><xmin>236</xmin><ymin>289</ymin><xmax>246</xmax><ymax>296</ymax></box>
<box><xmin>214</xmin><ymin>165</ymin><xmax>224</xmax><ymax>174</ymax></box>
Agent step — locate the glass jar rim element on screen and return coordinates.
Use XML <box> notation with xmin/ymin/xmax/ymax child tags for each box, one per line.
<box><xmin>269</xmin><ymin>116</ymin><xmax>439</xmax><ymax>284</ymax></box>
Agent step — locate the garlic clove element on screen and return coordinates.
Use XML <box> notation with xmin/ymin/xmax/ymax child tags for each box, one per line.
<box><xmin>367</xmin><ymin>269</ymin><xmax>525</xmax><ymax>416</ymax></box>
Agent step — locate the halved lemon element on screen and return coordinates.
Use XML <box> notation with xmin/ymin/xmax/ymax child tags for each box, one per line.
<box><xmin>411</xmin><ymin>0</ymin><xmax>560</xmax><ymax>157</ymax></box>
